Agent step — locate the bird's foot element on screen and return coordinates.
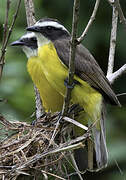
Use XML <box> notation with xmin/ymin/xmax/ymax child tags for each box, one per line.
<box><xmin>64</xmin><ymin>77</ymin><xmax>75</xmax><ymax>89</ymax></box>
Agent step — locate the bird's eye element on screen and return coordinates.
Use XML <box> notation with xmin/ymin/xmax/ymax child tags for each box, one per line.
<box><xmin>46</xmin><ymin>26</ymin><xmax>53</xmax><ymax>30</ymax></box>
<box><xmin>20</xmin><ymin>39</ymin><xmax>23</xmax><ymax>42</ymax></box>
<box><xmin>31</xmin><ymin>37</ymin><xmax>36</xmax><ymax>41</ymax></box>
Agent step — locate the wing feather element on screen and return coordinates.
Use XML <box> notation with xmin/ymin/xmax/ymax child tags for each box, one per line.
<box><xmin>53</xmin><ymin>39</ymin><xmax>120</xmax><ymax>106</ymax></box>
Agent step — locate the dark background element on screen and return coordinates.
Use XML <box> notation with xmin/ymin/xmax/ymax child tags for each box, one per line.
<box><xmin>0</xmin><ymin>0</ymin><xmax>126</xmax><ymax>179</ymax></box>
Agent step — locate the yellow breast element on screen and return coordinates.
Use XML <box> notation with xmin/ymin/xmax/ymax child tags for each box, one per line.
<box><xmin>38</xmin><ymin>43</ymin><xmax>68</xmax><ymax>96</ymax></box>
<box><xmin>27</xmin><ymin>56</ymin><xmax>63</xmax><ymax>112</ymax></box>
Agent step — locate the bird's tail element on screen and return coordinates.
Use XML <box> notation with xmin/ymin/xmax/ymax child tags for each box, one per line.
<box><xmin>92</xmin><ymin>105</ymin><xmax>108</xmax><ymax>170</ymax></box>
<box><xmin>73</xmin><ymin>105</ymin><xmax>108</xmax><ymax>172</ymax></box>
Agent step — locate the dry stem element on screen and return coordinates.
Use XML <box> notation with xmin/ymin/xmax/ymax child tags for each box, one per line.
<box><xmin>108</xmin><ymin>64</ymin><xmax>126</xmax><ymax>83</ymax></box>
<box><xmin>62</xmin><ymin>0</ymin><xmax>80</xmax><ymax>115</ymax></box>
<box><xmin>24</xmin><ymin>0</ymin><xmax>44</xmax><ymax>119</ymax></box>
<box><xmin>107</xmin><ymin>0</ymin><xmax>126</xmax><ymax>83</ymax></box>
<box><xmin>107</xmin><ymin>6</ymin><xmax>118</xmax><ymax>78</ymax></box>
<box><xmin>77</xmin><ymin>0</ymin><xmax>100</xmax><ymax>43</ymax></box>
<box><xmin>108</xmin><ymin>0</ymin><xmax>126</xmax><ymax>31</ymax></box>
<box><xmin>0</xmin><ymin>0</ymin><xmax>21</xmax><ymax>79</ymax></box>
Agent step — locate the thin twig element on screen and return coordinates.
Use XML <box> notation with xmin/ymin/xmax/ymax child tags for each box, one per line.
<box><xmin>115</xmin><ymin>0</ymin><xmax>126</xmax><ymax>29</ymax></box>
<box><xmin>107</xmin><ymin>6</ymin><xmax>118</xmax><ymax>78</ymax></box>
<box><xmin>24</xmin><ymin>0</ymin><xmax>44</xmax><ymax>119</ymax></box>
<box><xmin>0</xmin><ymin>0</ymin><xmax>10</xmax><ymax>73</ymax></box>
<box><xmin>41</xmin><ymin>170</ymin><xmax>66</xmax><ymax>180</ymax></box>
<box><xmin>66</xmin><ymin>133</ymin><xmax>89</xmax><ymax>145</ymax></box>
<box><xmin>108</xmin><ymin>64</ymin><xmax>126</xmax><ymax>83</ymax></box>
<box><xmin>34</xmin><ymin>86</ymin><xmax>45</xmax><ymax>119</ymax></box>
<box><xmin>15</xmin><ymin>170</ymin><xmax>30</xmax><ymax>176</ymax></box>
<box><xmin>2</xmin><ymin>0</ymin><xmax>10</xmax><ymax>46</ymax></box>
<box><xmin>0</xmin><ymin>114</ymin><xmax>17</xmax><ymax>128</ymax></box>
<box><xmin>106</xmin><ymin>0</ymin><xmax>126</xmax><ymax>83</ymax></box>
<box><xmin>117</xmin><ymin>93</ymin><xmax>126</xmax><ymax>97</ymax></box>
<box><xmin>77</xmin><ymin>0</ymin><xmax>100</xmax><ymax>43</ymax></box>
<box><xmin>63</xmin><ymin>116</ymin><xmax>88</xmax><ymax>131</ymax></box>
<box><xmin>48</xmin><ymin>118</ymin><xmax>60</xmax><ymax>147</ymax></box>
<box><xmin>2</xmin><ymin>175</ymin><xmax>5</xmax><ymax>180</ymax></box>
<box><xmin>0</xmin><ymin>0</ymin><xmax>21</xmax><ymax>79</ymax></box>
<box><xmin>70</xmin><ymin>154</ymin><xmax>84</xmax><ymax>180</ymax></box>
<box><xmin>108</xmin><ymin>0</ymin><xmax>126</xmax><ymax>31</ymax></box>
<box><xmin>62</xmin><ymin>0</ymin><xmax>80</xmax><ymax>115</ymax></box>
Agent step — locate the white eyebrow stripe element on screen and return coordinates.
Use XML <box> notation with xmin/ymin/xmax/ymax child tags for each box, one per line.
<box><xmin>22</xmin><ymin>32</ymin><xmax>36</xmax><ymax>39</ymax></box>
<box><xmin>35</xmin><ymin>21</ymin><xmax>68</xmax><ymax>32</ymax></box>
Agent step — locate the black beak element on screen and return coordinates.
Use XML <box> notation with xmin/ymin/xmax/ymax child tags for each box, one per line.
<box><xmin>26</xmin><ymin>26</ymin><xmax>40</xmax><ymax>33</ymax></box>
<box><xmin>10</xmin><ymin>40</ymin><xmax>25</xmax><ymax>46</ymax></box>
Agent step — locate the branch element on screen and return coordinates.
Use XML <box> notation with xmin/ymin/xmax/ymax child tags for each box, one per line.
<box><xmin>2</xmin><ymin>0</ymin><xmax>10</xmax><ymax>46</ymax></box>
<box><xmin>0</xmin><ymin>0</ymin><xmax>21</xmax><ymax>79</ymax></box>
<box><xmin>63</xmin><ymin>116</ymin><xmax>88</xmax><ymax>131</ymax></box>
<box><xmin>117</xmin><ymin>92</ymin><xmax>126</xmax><ymax>97</ymax></box>
<box><xmin>62</xmin><ymin>0</ymin><xmax>80</xmax><ymax>115</ymax></box>
<box><xmin>77</xmin><ymin>0</ymin><xmax>100</xmax><ymax>43</ymax></box>
<box><xmin>0</xmin><ymin>0</ymin><xmax>11</xmax><ymax>76</ymax></box>
<box><xmin>34</xmin><ymin>86</ymin><xmax>45</xmax><ymax>119</ymax></box>
<box><xmin>108</xmin><ymin>0</ymin><xmax>126</xmax><ymax>31</ymax></box>
<box><xmin>70</xmin><ymin>154</ymin><xmax>84</xmax><ymax>180</ymax></box>
<box><xmin>106</xmin><ymin>0</ymin><xmax>126</xmax><ymax>83</ymax></box>
<box><xmin>40</xmin><ymin>170</ymin><xmax>66</xmax><ymax>180</ymax></box>
<box><xmin>24</xmin><ymin>0</ymin><xmax>44</xmax><ymax>119</ymax></box>
<box><xmin>24</xmin><ymin>0</ymin><xmax>36</xmax><ymax>26</ymax></box>
<box><xmin>108</xmin><ymin>64</ymin><xmax>126</xmax><ymax>83</ymax></box>
<box><xmin>107</xmin><ymin>6</ymin><xmax>118</xmax><ymax>78</ymax></box>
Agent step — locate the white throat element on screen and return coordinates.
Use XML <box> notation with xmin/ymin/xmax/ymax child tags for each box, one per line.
<box><xmin>22</xmin><ymin>46</ymin><xmax>38</xmax><ymax>58</ymax></box>
<box><xmin>35</xmin><ymin>33</ymin><xmax>50</xmax><ymax>47</ymax></box>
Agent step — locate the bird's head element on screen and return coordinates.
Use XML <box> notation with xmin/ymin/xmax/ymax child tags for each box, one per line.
<box><xmin>26</xmin><ymin>18</ymin><xmax>70</xmax><ymax>46</ymax></box>
<box><xmin>11</xmin><ymin>32</ymin><xmax>38</xmax><ymax>58</ymax></box>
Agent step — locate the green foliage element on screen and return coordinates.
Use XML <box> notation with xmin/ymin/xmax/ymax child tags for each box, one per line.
<box><xmin>0</xmin><ymin>0</ymin><xmax>126</xmax><ymax>179</ymax></box>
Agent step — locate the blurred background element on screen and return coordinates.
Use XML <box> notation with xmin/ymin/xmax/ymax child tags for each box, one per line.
<box><xmin>0</xmin><ymin>0</ymin><xmax>126</xmax><ymax>179</ymax></box>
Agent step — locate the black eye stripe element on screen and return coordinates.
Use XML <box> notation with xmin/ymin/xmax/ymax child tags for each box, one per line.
<box><xmin>31</xmin><ymin>37</ymin><xmax>36</xmax><ymax>41</ymax></box>
<box><xmin>46</xmin><ymin>26</ymin><xmax>61</xmax><ymax>31</ymax></box>
<box><xmin>20</xmin><ymin>37</ymin><xmax>37</xmax><ymax>44</ymax></box>
<box><xmin>46</xmin><ymin>26</ymin><xmax>53</xmax><ymax>30</ymax></box>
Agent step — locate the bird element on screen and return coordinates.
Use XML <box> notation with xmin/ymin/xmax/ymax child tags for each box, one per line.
<box><xmin>26</xmin><ymin>18</ymin><xmax>121</xmax><ymax>171</ymax></box>
<box><xmin>11</xmin><ymin>32</ymin><xmax>64</xmax><ymax>112</ymax></box>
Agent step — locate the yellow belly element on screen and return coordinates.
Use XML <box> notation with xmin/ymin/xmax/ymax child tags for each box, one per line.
<box><xmin>27</xmin><ymin>56</ymin><xmax>64</xmax><ymax>112</ymax></box>
<box><xmin>38</xmin><ymin>43</ymin><xmax>102</xmax><ymax>126</ymax></box>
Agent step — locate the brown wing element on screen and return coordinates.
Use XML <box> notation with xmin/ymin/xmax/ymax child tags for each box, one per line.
<box><xmin>54</xmin><ymin>39</ymin><xmax>120</xmax><ymax>106</ymax></box>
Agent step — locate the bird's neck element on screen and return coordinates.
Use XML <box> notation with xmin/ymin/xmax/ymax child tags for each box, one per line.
<box><xmin>35</xmin><ymin>33</ymin><xmax>50</xmax><ymax>47</ymax></box>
